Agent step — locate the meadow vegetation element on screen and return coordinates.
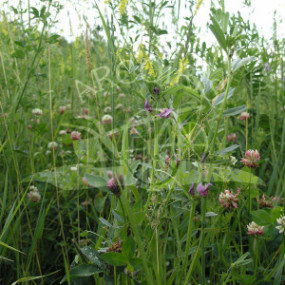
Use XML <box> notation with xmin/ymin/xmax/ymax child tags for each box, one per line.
<box><xmin>0</xmin><ymin>0</ymin><xmax>284</xmax><ymax>284</ymax></box>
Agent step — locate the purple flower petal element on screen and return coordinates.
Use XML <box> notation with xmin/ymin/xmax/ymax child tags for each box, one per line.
<box><xmin>158</xmin><ymin>108</ymin><xmax>173</xmax><ymax>118</ymax></box>
<box><xmin>188</xmin><ymin>183</ymin><xmax>195</xmax><ymax>195</ymax></box>
<box><xmin>153</xmin><ymin>87</ymin><xmax>160</xmax><ymax>95</ymax></box>
<box><xmin>201</xmin><ymin>153</ymin><xmax>205</xmax><ymax>163</ymax></box>
<box><xmin>197</xmin><ymin>183</ymin><xmax>212</xmax><ymax>196</ymax></box>
<box><xmin>144</xmin><ymin>99</ymin><xmax>152</xmax><ymax>112</ymax></box>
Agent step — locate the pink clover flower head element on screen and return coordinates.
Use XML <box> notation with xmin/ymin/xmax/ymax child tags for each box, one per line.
<box><xmin>227</xmin><ymin>133</ymin><xmax>237</xmax><ymax>142</ymax></box>
<box><xmin>71</xmin><ymin>131</ymin><xmax>81</xmax><ymax>141</ymax></box>
<box><xmin>258</xmin><ymin>194</ymin><xmax>274</xmax><ymax>208</ymax></box>
<box><xmin>247</xmin><ymin>221</ymin><xmax>264</xmax><ymax>236</ymax></box>
<box><xmin>219</xmin><ymin>188</ymin><xmax>240</xmax><ymax>210</ymax></box>
<box><xmin>196</xmin><ymin>183</ymin><xmax>212</xmax><ymax>196</ymax></box>
<box><xmin>102</xmin><ymin>114</ymin><xmax>113</xmax><ymax>124</ymax></box>
<box><xmin>130</xmin><ymin>127</ymin><xmax>139</xmax><ymax>135</ymax></box>
<box><xmin>27</xmin><ymin>186</ymin><xmax>41</xmax><ymax>202</ymax></box>
<box><xmin>144</xmin><ymin>99</ymin><xmax>153</xmax><ymax>112</ymax></box>
<box><xmin>107</xmin><ymin>175</ymin><xmax>124</xmax><ymax>197</ymax></box>
<box><xmin>107</xmin><ymin>130</ymin><xmax>118</xmax><ymax>140</ymax></box>
<box><xmin>241</xmin><ymin>149</ymin><xmax>260</xmax><ymax>168</ymax></box>
<box><xmin>158</xmin><ymin>108</ymin><xmax>173</xmax><ymax>119</ymax></box>
<box><xmin>239</xmin><ymin>112</ymin><xmax>250</xmax><ymax>120</ymax></box>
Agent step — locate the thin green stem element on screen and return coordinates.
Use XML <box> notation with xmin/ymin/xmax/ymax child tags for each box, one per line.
<box><xmin>180</xmin><ymin>200</ymin><xmax>196</xmax><ymax>282</ymax></box>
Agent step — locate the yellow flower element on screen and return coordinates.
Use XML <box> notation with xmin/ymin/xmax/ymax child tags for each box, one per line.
<box><xmin>195</xmin><ymin>0</ymin><xmax>203</xmax><ymax>15</ymax></box>
<box><xmin>170</xmin><ymin>57</ymin><xmax>188</xmax><ymax>86</ymax></box>
<box><xmin>144</xmin><ymin>60</ymin><xmax>155</xmax><ymax>76</ymax></box>
<box><xmin>119</xmin><ymin>0</ymin><xmax>128</xmax><ymax>15</ymax></box>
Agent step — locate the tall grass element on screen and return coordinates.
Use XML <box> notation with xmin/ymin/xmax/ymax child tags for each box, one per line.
<box><xmin>0</xmin><ymin>0</ymin><xmax>284</xmax><ymax>284</ymax></box>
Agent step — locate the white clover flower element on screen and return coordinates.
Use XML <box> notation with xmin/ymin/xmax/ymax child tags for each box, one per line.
<box><xmin>58</xmin><ymin>130</ymin><xmax>67</xmax><ymax>135</ymax></box>
<box><xmin>47</xmin><ymin>141</ymin><xmax>58</xmax><ymax>149</ymax></box>
<box><xmin>276</xmin><ymin>215</ymin><xmax>285</xmax><ymax>234</ymax></box>
<box><xmin>32</xmin><ymin>108</ymin><xmax>43</xmax><ymax>116</ymax></box>
<box><xmin>229</xmin><ymin>156</ymin><xmax>237</xmax><ymax>165</ymax></box>
<box><xmin>70</xmin><ymin>166</ymin><xmax>78</xmax><ymax>171</ymax></box>
<box><xmin>27</xmin><ymin>186</ymin><xmax>41</xmax><ymax>202</ymax></box>
<box><xmin>247</xmin><ymin>221</ymin><xmax>264</xmax><ymax>236</ymax></box>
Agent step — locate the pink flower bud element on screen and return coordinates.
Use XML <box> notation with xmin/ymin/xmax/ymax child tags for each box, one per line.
<box><xmin>239</xmin><ymin>112</ymin><xmax>250</xmax><ymax>120</ymax></box>
<box><xmin>227</xmin><ymin>133</ymin><xmax>237</xmax><ymax>142</ymax></box>
<box><xmin>58</xmin><ymin>106</ymin><xmax>67</xmax><ymax>115</ymax></box>
<box><xmin>71</xmin><ymin>131</ymin><xmax>81</xmax><ymax>141</ymax></box>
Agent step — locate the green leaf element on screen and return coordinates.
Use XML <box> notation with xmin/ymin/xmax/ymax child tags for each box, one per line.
<box><xmin>30</xmin><ymin>7</ymin><xmax>39</xmax><ymax>18</ymax></box>
<box><xmin>223</xmin><ymin>105</ymin><xmax>247</xmax><ymax>117</ymax></box>
<box><xmin>231</xmin><ymin>252</ymin><xmax>252</xmax><ymax>268</ymax></box>
<box><xmin>85</xmin><ymin>174</ymin><xmax>107</xmax><ymax>189</ymax></box>
<box><xmin>209</xmin><ymin>17</ymin><xmax>227</xmax><ymax>52</ymax></box>
<box><xmin>12</xmin><ymin>270</ymin><xmax>60</xmax><ymax>285</ymax></box>
<box><xmin>80</xmin><ymin>247</ymin><xmax>106</xmax><ymax>269</ymax></box>
<box><xmin>271</xmin><ymin>206</ymin><xmax>283</xmax><ymax>221</ymax></box>
<box><xmin>251</xmin><ymin>209</ymin><xmax>272</xmax><ymax>225</ymax></box>
<box><xmin>47</xmin><ymin>34</ymin><xmax>61</xmax><ymax>44</ymax></box>
<box><xmin>99</xmin><ymin>217</ymin><xmax>120</xmax><ymax>229</ymax></box>
<box><xmin>232</xmin><ymin>57</ymin><xmax>257</xmax><ymax>71</ymax></box>
<box><xmin>122</xmin><ymin>237</ymin><xmax>136</xmax><ymax>258</ymax></box>
<box><xmin>0</xmin><ymin>240</ymin><xmax>24</xmax><ymax>254</ymax></box>
<box><xmin>216</xmin><ymin>144</ymin><xmax>239</xmax><ymax>155</ymax></box>
<box><xmin>213</xmin><ymin>88</ymin><xmax>235</xmax><ymax>106</ymax></box>
<box><xmin>11</xmin><ymin>50</ymin><xmax>25</xmax><ymax>59</ymax></box>
<box><xmin>101</xmin><ymin>252</ymin><xmax>128</xmax><ymax>266</ymax></box>
<box><xmin>60</xmin><ymin>264</ymin><xmax>103</xmax><ymax>283</ymax></box>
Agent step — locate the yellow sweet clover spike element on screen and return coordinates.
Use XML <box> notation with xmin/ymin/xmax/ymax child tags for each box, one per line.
<box><xmin>137</xmin><ymin>43</ymin><xmax>145</xmax><ymax>63</ymax></box>
<box><xmin>119</xmin><ymin>0</ymin><xmax>128</xmax><ymax>15</ymax></box>
<box><xmin>137</xmin><ymin>43</ymin><xmax>155</xmax><ymax>76</ymax></box>
<box><xmin>170</xmin><ymin>57</ymin><xmax>188</xmax><ymax>86</ymax></box>
<box><xmin>178</xmin><ymin>57</ymin><xmax>188</xmax><ymax>74</ymax></box>
<box><xmin>144</xmin><ymin>60</ymin><xmax>155</xmax><ymax>76</ymax></box>
<box><xmin>195</xmin><ymin>0</ymin><xmax>203</xmax><ymax>15</ymax></box>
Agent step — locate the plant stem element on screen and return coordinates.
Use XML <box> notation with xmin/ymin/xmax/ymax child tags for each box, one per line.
<box><xmin>180</xmin><ymin>200</ymin><xmax>196</xmax><ymax>282</ymax></box>
<box><xmin>119</xmin><ymin>195</ymin><xmax>154</xmax><ymax>284</ymax></box>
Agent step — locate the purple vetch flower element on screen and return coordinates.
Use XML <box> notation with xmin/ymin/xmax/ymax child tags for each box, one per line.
<box><xmin>153</xmin><ymin>87</ymin><xmax>160</xmax><ymax>95</ymax></box>
<box><xmin>158</xmin><ymin>108</ymin><xmax>173</xmax><ymax>118</ymax></box>
<box><xmin>201</xmin><ymin>153</ymin><xmax>205</xmax><ymax>163</ymax></box>
<box><xmin>188</xmin><ymin>183</ymin><xmax>195</xmax><ymax>196</ymax></box>
<box><xmin>264</xmin><ymin>63</ymin><xmax>271</xmax><ymax>72</ymax></box>
<box><xmin>196</xmin><ymin>183</ymin><xmax>212</xmax><ymax>196</ymax></box>
<box><xmin>144</xmin><ymin>99</ymin><xmax>153</xmax><ymax>112</ymax></box>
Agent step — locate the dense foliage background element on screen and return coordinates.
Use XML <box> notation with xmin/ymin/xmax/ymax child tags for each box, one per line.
<box><xmin>0</xmin><ymin>0</ymin><xmax>284</xmax><ymax>284</ymax></box>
